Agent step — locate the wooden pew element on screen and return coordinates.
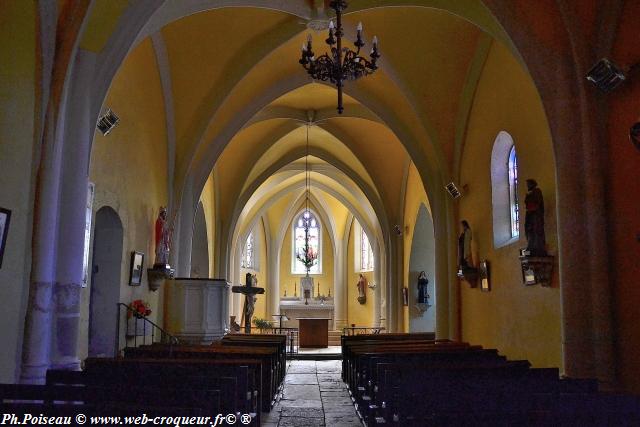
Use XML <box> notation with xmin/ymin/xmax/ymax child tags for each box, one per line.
<box><xmin>340</xmin><ymin>335</ymin><xmax>640</xmax><ymax>425</ymax></box>
<box><xmin>341</xmin><ymin>332</ymin><xmax>436</xmax><ymax>380</ymax></box>
<box><xmin>124</xmin><ymin>343</ymin><xmax>278</xmax><ymax>411</ymax></box>
<box><xmin>84</xmin><ymin>357</ymin><xmax>261</xmax><ymax>425</ymax></box>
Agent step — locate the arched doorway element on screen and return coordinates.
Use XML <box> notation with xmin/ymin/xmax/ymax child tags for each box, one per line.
<box><xmin>408</xmin><ymin>204</ymin><xmax>436</xmax><ymax>332</ymax></box>
<box><xmin>88</xmin><ymin>206</ymin><xmax>123</xmax><ymax>357</ymax></box>
<box><xmin>190</xmin><ymin>201</ymin><xmax>209</xmax><ymax>278</ymax></box>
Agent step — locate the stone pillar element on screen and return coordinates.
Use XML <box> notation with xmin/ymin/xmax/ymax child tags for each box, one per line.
<box><xmin>51</xmin><ymin>51</ymin><xmax>94</xmax><ymax>371</ymax></box>
<box><xmin>434</xmin><ymin>194</ymin><xmax>453</xmax><ymax>340</ymax></box>
<box><xmin>176</xmin><ymin>176</ymin><xmax>195</xmax><ymax>277</ymax></box>
<box><xmin>268</xmin><ymin>236</ymin><xmax>280</xmax><ymax>320</ymax></box>
<box><xmin>373</xmin><ymin>243</ymin><xmax>382</xmax><ymax>328</ymax></box>
<box><xmin>334</xmin><ymin>225</ymin><xmax>350</xmax><ymax>331</ymax></box>
<box><xmin>20</xmin><ymin>108</ymin><xmax>62</xmax><ymax>383</ymax></box>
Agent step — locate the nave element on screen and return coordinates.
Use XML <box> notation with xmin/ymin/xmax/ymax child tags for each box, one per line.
<box><xmin>2</xmin><ymin>331</ymin><xmax>640</xmax><ymax>426</ymax></box>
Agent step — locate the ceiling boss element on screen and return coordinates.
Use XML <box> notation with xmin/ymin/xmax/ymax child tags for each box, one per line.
<box><xmin>299</xmin><ymin>1</ymin><xmax>380</xmax><ymax>114</ymax></box>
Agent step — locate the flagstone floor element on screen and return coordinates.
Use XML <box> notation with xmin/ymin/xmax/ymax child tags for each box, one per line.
<box><xmin>261</xmin><ymin>360</ymin><xmax>362</xmax><ymax>427</ymax></box>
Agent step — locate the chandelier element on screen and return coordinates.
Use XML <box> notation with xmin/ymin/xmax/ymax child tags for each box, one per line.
<box><xmin>299</xmin><ymin>1</ymin><xmax>380</xmax><ymax>114</ymax></box>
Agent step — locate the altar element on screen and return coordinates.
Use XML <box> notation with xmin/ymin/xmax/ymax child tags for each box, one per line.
<box><xmin>278</xmin><ymin>301</ymin><xmax>334</xmax><ymax>329</ymax></box>
<box><xmin>278</xmin><ymin>276</ymin><xmax>334</xmax><ymax>329</ymax></box>
<box><xmin>297</xmin><ymin>318</ymin><xmax>331</xmax><ymax>348</ymax></box>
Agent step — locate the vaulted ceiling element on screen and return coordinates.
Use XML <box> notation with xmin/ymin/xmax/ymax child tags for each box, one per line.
<box><xmin>86</xmin><ymin>1</ymin><xmax>531</xmax><ymax>256</ymax></box>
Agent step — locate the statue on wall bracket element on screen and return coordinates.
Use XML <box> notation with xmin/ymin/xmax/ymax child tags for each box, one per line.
<box><xmin>414</xmin><ymin>271</ymin><xmax>431</xmax><ymax>316</ymax></box>
<box><xmin>147</xmin><ymin>206</ymin><xmax>175</xmax><ymax>291</ymax></box>
<box><xmin>456</xmin><ymin>220</ymin><xmax>478</xmax><ymax>287</ymax></box>
<box><xmin>519</xmin><ymin>179</ymin><xmax>554</xmax><ymax>286</ymax></box>
<box><xmin>356</xmin><ymin>274</ymin><xmax>367</xmax><ymax>304</ymax></box>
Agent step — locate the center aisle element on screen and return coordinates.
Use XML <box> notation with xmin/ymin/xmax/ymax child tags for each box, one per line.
<box><xmin>262</xmin><ymin>360</ymin><xmax>362</xmax><ymax>427</ymax></box>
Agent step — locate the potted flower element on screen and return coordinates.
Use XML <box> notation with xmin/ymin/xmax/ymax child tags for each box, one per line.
<box><xmin>127</xmin><ymin>299</ymin><xmax>152</xmax><ymax>336</ymax></box>
<box><xmin>252</xmin><ymin>317</ymin><xmax>273</xmax><ymax>333</ymax></box>
<box><xmin>129</xmin><ymin>299</ymin><xmax>151</xmax><ymax>318</ymax></box>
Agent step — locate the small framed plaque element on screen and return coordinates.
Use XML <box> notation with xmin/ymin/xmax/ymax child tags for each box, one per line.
<box><xmin>129</xmin><ymin>251</ymin><xmax>144</xmax><ymax>285</ymax></box>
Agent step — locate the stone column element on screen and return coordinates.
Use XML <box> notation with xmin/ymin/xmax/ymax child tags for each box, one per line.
<box><xmin>51</xmin><ymin>51</ymin><xmax>94</xmax><ymax>371</ymax></box>
<box><xmin>268</xmin><ymin>236</ymin><xmax>280</xmax><ymax>320</ymax></box>
<box><xmin>373</xmin><ymin>243</ymin><xmax>382</xmax><ymax>328</ymax></box>
<box><xmin>176</xmin><ymin>176</ymin><xmax>195</xmax><ymax>277</ymax></box>
<box><xmin>20</xmin><ymin>109</ymin><xmax>62</xmax><ymax>383</ymax></box>
<box><xmin>334</xmin><ymin>224</ymin><xmax>350</xmax><ymax>331</ymax></box>
<box><xmin>434</xmin><ymin>193</ymin><xmax>453</xmax><ymax>340</ymax></box>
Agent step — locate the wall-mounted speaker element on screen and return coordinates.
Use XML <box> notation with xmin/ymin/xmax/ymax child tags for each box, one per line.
<box><xmin>445</xmin><ymin>182</ymin><xmax>462</xmax><ymax>199</ymax></box>
<box><xmin>97</xmin><ymin>108</ymin><xmax>120</xmax><ymax>136</ymax></box>
<box><xmin>586</xmin><ymin>59</ymin><xmax>626</xmax><ymax>93</ymax></box>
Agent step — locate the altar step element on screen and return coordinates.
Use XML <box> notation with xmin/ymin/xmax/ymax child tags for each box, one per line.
<box><xmin>328</xmin><ymin>330</ymin><xmax>342</xmax><ymax>346</ymax></box>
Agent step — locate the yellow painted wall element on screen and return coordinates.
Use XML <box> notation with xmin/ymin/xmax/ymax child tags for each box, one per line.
<box><xmin>82</xmin><ymin>38</ymin><xmax>168</xmax><ymax>358</ymax></box>
<box><xmin>346</xmin><ymin>220</ymin><xmax>374</xmax><ymax>327</ymax></box>
<box><xmin>240</xmin><ymin>218</ymin><xmax>268</xmax><ymax>324</ymax></box>
<box><xmin>458</xmin><ymin>41</ymin><xmax>561</xmax><ymax>368</ymax></box>
<box><xmin>279</xmin><ymin>212</ymin><xmax>334</xmax><ymax>300</ymax></box>
<box><xmin>0</xmin><ymin>0</ymin><xmax>36</xmax><ymax>382</ymax></box>
<box><xmin>403</xmin><ymin>163</ymin><xmax>431</xmax><ymax>332</ymax></box>
<box><xmin>199</xmin><ymin>172</ymin><xmax>215</xmax><ymax>276</ymax></box>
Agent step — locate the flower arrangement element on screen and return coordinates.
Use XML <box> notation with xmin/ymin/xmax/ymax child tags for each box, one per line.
<box><xmin>129</xmin><ymin>299</ymin><xmax>151</xmax><ymax>318</ymax></box>
<box><xmin>252</xmin><ymin>317</ymin><xmax>273</xmax><ymax>331</ymax></box>
<box><xmin>296</xmin><ymin>245</ymin><xmax>318</xmax><ymax>271</ymax></box>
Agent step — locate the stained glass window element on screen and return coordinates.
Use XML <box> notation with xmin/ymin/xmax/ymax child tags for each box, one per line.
<box><xmin>508</xmin><ymin>145</ymin><xmax>520</xmax><ymax>238</ymax></box>
<box><xmin>360</xmin><ymin>228</ymin><xmax>374</xmax><ymax>271</ymax></box>
<box><xmin>292</xmin><ymin>210</ymin><xmax>321</xmax><ymax>274</ymax></box>
<box><xmin>242</xmin><ymin>231</ymin><xmax>255</xmax><ymax>269</ymax></box>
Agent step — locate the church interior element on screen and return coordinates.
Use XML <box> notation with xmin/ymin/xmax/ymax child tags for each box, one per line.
<box><xmin>1</xmin><ymin>0</ymin><xmax>639</xmax><ymax>424</ymax></box>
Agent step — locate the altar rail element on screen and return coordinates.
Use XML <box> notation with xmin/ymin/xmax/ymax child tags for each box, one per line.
<box><xmin>240</xmin><ymin>327</ymin><xmax>298</xmax><ymax>355</ymax></box>
<box><xmin>342</xmin><ymin>326</ymin><xmax>386</xmax><ymax>336</ymax></box>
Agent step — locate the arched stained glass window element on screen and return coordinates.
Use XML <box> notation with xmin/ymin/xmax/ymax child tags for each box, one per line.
<box><xmin>491</xmin><ymin>131</ymin><xmax>520</xmax><ymax>247</ymax></box>
<box><xmin>508</xmin><ymin>145</ymin><xmax>520</xmax><ymax>238</ymax></box>
<box><xmin>241</xmin><ymin>231</ymin><xmax>255</xmax><ymax>269</ymax></box>
<box><xmin>292</xmin><ymin>210</ymin><xmax>321</xmax><ymax>274</ymax></box>
<box><xmin>360</xmin><ymin>228</ymin><xmax>374</xmax><ymax>272</ymax></box>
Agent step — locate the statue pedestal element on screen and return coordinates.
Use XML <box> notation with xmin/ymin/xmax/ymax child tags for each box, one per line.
<box><xmin>164</xmin><ymin>278</ymin><xmax>230</xmax><ymax>343</ymax></box>
<box><xmin>457</xmin><ymin>267</ymin><xmax>479</xmax><ymax>288</ymax></box>
<box><xmin>519</xmin><ymin>255</ymin><xmax>554</xmax><ymax>287</ymax></box>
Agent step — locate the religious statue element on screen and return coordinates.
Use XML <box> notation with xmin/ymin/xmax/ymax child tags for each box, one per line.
<box><xmin>417</xmin><ymin>271</ymin><xmax>429</xmax><ymax>304</ymax></box>
<box><xmin>154</xmin><ymin>207</ymin><xmax>172</xmax><ymax>266</ymax></box>
<box><xmin>458</xmin><ymin>220</ymin><xmax>472</xmax><ymax>269</ymax></box>
<box><xmin>245</xmin><ymin>296</ymin><xmax>256</xmax><ymax>326</ymax></box>
<box><xmin>524</xmin><ymin>179</ymin><xmax>546</xmax><ymax>256</ymax></box>
<box><xmin>357</xmin><ymin>274</ymin><xmax>367</xmax><ymax>305</ymax></box>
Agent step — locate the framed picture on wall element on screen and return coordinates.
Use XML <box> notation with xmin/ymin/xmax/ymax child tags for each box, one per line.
<box><xmin>480</xmin><ymin>260</ymin><xmax>490</xmax><ymax>292</ymax></box>
<box><xmin>0</xmin><ymin>207</ymin><xmax>11</xmax><ymax>269</ymax></box>
<box><xmin>129</xmin><ymin>251</ymin><xmax>144</xmax><ymax>285</ymax></box>
<box><xmin>402</xmin><ymin>287</ymin><xmax>409</xmax><ymax>306</ymax></box>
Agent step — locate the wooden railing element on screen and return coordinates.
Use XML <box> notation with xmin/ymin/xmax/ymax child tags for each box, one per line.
<box><xmin>342</xmin><ymin>326</ymin><xmax>386</xmax><ymax>336</ymax></box>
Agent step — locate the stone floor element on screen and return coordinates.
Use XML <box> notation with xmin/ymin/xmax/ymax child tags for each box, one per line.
<box><xmin>261</xmin><ymin>360</ymin><xmax>362</xmax><ymax>427</ymax></box>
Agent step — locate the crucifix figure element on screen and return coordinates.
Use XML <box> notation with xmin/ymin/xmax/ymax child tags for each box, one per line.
<box><xmin>231</xmin><ymin>274</ymin><xmax>264</xmax><ymax>334</ymax></box>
